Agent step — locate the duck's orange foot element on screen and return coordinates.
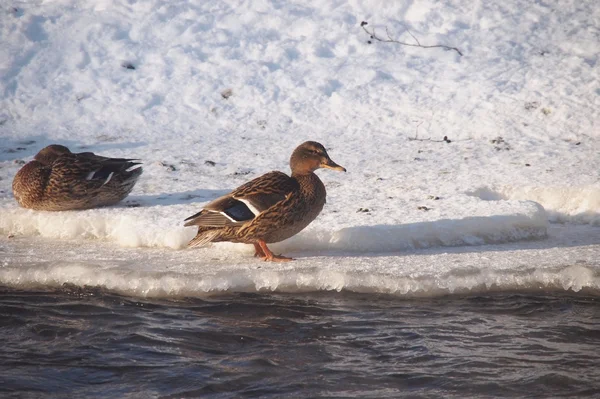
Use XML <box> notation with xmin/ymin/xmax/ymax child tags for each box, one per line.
<box><xmin>256</xmin><ymin>240</ymin><xmax>295</xmax><ymax>262</ymax></box>
<box><xmin>263</xmin><ymin>254</ymin><xmax>294</xmax><ymax>262</ymax></box>
<box><xmin>253</xmin><ymin>243</ymin><xmax>266</xmax><ymax>258</ymax></box>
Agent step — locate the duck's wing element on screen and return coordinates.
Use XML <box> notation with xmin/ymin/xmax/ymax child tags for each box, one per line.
<box><xmin>76</xmin><ymin>151</ymin><xmax>141</xmax><ymax>164</ymax></box>
<box><xmin>184</xmin><ymin>171</ymin><xmax>297</xmax><ymax>227</ymax></box>
<box><xmin>231</xmin><ymin>171</ymin><xmax>298</xmax><ymax>212</ymax></box>
<box><xmin>54</xmin><ymin>153</ymin><xmax>142</xmax><ymax>185</ymax></box>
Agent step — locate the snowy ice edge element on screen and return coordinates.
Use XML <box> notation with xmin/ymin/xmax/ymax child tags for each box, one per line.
<box><xmin>0</xmin><ymin>262</ymin><xmax>597</xmax><ymax>298</ymax></box>
<box><xmin>276</xmin><ymin>202</ymin><xmax>548</xmax><ymax>253</ymax></box>
<box><xmin>468</xmin><ymin>185</ymin><xmax>600</xmax><ymax>226</ymax></box>
<box><xmin>1</xmin><ymin>198</ymin><xmax>548</xmax><ymax>253</ymax></box>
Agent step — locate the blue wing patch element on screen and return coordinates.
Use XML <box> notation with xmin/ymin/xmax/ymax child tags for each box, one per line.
<box><xmin>224</xmin><ymin>201</ymin><xmax>255</xmax><ymax>222</ymax></box>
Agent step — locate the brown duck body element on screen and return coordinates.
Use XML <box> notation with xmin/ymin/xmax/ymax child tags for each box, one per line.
<box><xmin>12</xmin><ymin>145</ymin><xmax>143</xmax><ymax>211</ymax></box>
<box><xmin>184</xmin><ymin>141</ymin><xmax>345</xmax><ymax>261</ymax></box>
<box><xmin>187</xmin><ymin>172</ymin><xmax>326</xmax><ymax>245</ymax></box>
<box><xmin>243</xmin><ymin>173</ymin><xmax>326</xmax><ymax>243</ymax></box>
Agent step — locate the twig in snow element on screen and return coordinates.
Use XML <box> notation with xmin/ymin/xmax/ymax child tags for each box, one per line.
<box><xmin>409</xmin><ymin>135</ymin><xmax>453</xmax><ymax>143</ymax></box>
<box><xmin>360</xmin><ymin>21</ymin><xmax>463</xmax><ymax>56</ymax></box>
<box><xmin>412</xmin><ymin>121</ymin><xmax>424</xmax><ymax>140</ymax></box>
<box><xmin>400</xmin><ymin>24</ymin><xmax>421</xmax><ymax>47</ymax></box>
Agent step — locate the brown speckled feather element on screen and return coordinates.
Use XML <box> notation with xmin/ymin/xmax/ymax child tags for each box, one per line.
<box><xmin>184</xmin><ymin>171</ymin><xmax>300</xmax><ymax>247</ymax></box>
<box><xmin>12</xmin><ymin>145</ymin><xmax>143</xmax><ymax>211</ymax></box>
<box><xmin>235</xmin><ymin>173</ymin><xmax>325</xmax><ymax>243</ymax></box>
<box><xmin>184</xmin><ymin>171</ymin><xmax>297</xmax><ymax>227</ymax></box>
<box><xmin>185</xmin><ymin>141</ymin><xmax>345</xmax><ymax>256</ymax></box>
<box><xmin>231</xmin><ymin>171</ymin><xmax>295</xmax><ymax>200</ymax></box>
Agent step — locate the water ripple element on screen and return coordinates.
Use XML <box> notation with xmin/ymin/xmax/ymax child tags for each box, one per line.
<box><xmin>1</xmin><ymin>286</ymin><xmax>600</xmax><ymax>398</ymax></box>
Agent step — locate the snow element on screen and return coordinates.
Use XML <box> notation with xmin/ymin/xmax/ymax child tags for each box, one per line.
<box><xmin>0</xmin><ymin>0</ymin><xmax>599</xmax><ymax>297</ymax></box>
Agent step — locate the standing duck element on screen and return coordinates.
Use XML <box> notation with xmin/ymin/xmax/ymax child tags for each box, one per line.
<box><xmin>184</xmin><ymin>141</ymin><xmax>346</xmax><ymax>262</ymax></box>
<box><xmin>12</xmin><ymin>144</ymin><xmax>143</xmax><ymax>211</ymax></box>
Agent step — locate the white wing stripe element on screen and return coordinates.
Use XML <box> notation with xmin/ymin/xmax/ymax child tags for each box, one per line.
<box><xmin>103</xmin><ymin>172</ymin><xmax>114</xmax><ymax>185</ymax></box>
<box><xmin>235</xmin><ymin>198</ymin><xmax>261</xmax><ymax>216</ymax></box>
<box><xmin>219</xmin><ymin>211</ymin><xmax>238</xmax><ymax>222</ymax></box>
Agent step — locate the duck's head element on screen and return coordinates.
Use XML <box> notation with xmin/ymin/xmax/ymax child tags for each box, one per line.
<box><xmin>290</xmin><ymin>141</ymin><xmax>346</xmax><ymax>175</ymax></box>
<box><xmin>34</xmin><ymin>144</ymin><xmax>71</xmax><ymax>165</ymax></box>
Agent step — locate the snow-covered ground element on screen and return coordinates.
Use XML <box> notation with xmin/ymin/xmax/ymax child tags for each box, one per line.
<box><xmin>1</xmin><ymin>0</ymin><xmax>598</xmax><ymax>297</ymax></box>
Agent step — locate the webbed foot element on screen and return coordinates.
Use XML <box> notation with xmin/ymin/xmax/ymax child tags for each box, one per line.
<box><xmin>257</xmin><ymin>240</ymin><xmax>295</xmax><ymax>262</ymax></box>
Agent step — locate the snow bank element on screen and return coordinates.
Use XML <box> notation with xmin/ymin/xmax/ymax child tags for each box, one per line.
<box><xmin>277</xmin><ymin>201</ymin><xmax>547</xmax><ymax>253</ymax></box>
<box><xmin>0</xmin><ymin>201</ymin><xmax>195</xmax><ymax>249</ymax></box>
<box><xmin>1</xmin><ymin>198</ymin><xmax>547</xmax><ymax>252</ymax></box>
<box><xmin>469</xmin><ymin>185</ymin><xmax>600</xmax><ymax>225</ymax></box>
<box><xmin>1</xmin><ymin>0</ymin><xmax>599</xmax><ymax>299</ymax></box>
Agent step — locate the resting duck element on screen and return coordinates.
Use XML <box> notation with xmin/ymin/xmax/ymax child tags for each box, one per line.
<box><xmin>12</xmin><ymin>144</ymin><xmax>143</xmax><ymax>211</ymax></box>
<box><xmin>184</xmin><ymin>141</ymin><xmax>346</xmax><ymax>262</ymax></box>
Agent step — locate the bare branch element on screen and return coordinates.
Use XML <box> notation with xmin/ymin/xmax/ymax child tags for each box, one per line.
<box><xmin>413</xmin><ymin>121</ymin><xmax>423</xmax><ymax>140</ymax></box>
<box><xmin>361</xmin><ymin>22</ymin><xmax>463</xmax><ymax>56</ymax></box>
<box><xmin>402</xmin><ymin>24</ymin><xmax>421</xmax><ymax>46</ymax></box>
<box><xmin>408</xmin><ymin>135</ymin><xmax>452</xmax><ymax>143</ymax></box>
<box><xmin>408</xmin><ymin>135</ymin><xmax>472</xmax><ymax>143</ymax></box>
<box><xmin>385</xmin><ymin>27</ymin><xmax>394</xmax><ymax>42</ymax></box>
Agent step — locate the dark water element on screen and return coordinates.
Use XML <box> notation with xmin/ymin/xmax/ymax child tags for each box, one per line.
<box><xmin>2</xmin><ymin>286</ymin><xmax>600</xmax><ymax>398</ymax></box>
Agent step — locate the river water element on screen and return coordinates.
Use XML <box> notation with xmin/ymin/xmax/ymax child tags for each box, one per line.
<box><xmin>2</xmin><ymin>285</ymin><xmax>599</xmax><ymax>398</ymax></box>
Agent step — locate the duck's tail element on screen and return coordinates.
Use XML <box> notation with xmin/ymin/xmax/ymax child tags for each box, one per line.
<box><xmin>122</xmin><ymin>162</ymin><xmax>143</xmax><ymax>182</ymax></box>
<box><xmin>187</xmin><ymin>227</ymin><xmax>223</xmax><ymax>248</ymax></box>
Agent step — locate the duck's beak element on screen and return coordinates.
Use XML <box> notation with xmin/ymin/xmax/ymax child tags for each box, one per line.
<box><xmin>320</xmin><ymin>158</ymin><xmax>346</xmax><ymax>172</ymax></box>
